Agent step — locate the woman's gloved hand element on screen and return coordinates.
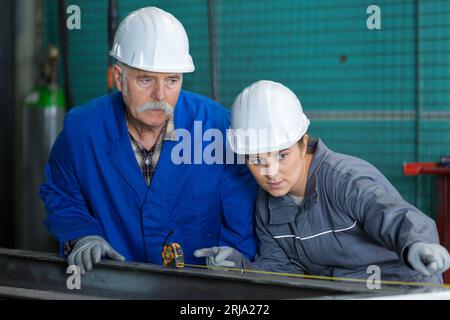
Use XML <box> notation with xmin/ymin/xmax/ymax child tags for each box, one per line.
<box><xmin>407</xmin><ymin>242</ymin><xmax>450</xmax><ymax>276</ymax></box>
<box><xmin>194</xmin><ymin>246</ymin><xmax>249</xmax><ymax>269</ymax></box>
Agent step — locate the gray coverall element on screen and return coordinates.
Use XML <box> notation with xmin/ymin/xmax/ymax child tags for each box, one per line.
<box><xmin>250</xmin><ymin>138</ymin><xmax>442</xmax><ymax>284</ymax></box>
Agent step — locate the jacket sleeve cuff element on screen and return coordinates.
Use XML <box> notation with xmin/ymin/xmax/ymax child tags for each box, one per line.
<box><xmin>63</xmin><ymin>239</ymin><xmax>78</xmax><ymax>256</ymax></box>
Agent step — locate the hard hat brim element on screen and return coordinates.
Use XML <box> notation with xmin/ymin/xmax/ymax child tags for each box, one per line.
<box><xmin>110</xmin><ymin>53</ymin><xmax>195</xmax><ymax>73</ymax></box>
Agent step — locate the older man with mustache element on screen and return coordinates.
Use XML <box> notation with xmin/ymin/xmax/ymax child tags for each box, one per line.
<box><xmin>39</xmin><ymin>7</ymin><xmax>258</xmax><ymax>274</ymax></box>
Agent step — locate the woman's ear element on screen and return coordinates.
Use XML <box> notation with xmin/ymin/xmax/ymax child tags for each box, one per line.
<box><xmin>301</xmin><ymin>134</ymin><xmax>309</xmax><ymax>156</ymax></box>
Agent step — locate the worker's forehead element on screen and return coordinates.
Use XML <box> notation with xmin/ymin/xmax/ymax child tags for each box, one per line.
<box><xmin>130</xmin><ymin>68</ymin><xmax>181</xmax><ymax>79</ymax></box>
<box><xmin>249</xmin><ymin>148</ymin><xmax>290</xmax><ymax>157</ymax></box>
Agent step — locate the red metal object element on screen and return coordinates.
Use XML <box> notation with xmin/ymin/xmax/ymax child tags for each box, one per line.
<box><xmin>403</xmin><ymin>162</ymin><xmax>450</xmax><ymax>284</ymax></box>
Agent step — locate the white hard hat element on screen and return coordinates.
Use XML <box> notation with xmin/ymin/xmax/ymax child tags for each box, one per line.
<box><xmin>228</xmin><ymin>80</ymin><xmax>310</xmax><ymax>155</ymax></box>
<box><xmin>110</xmin><ymin>7</ymin><xmax>195</xmax><ymax>73</ymax></box>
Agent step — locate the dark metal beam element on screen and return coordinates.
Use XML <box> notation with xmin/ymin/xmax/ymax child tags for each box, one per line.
<box><xmin>0</xmin><ymin>248</ymin><xmax>442</xmax><ymax>300</ymax></box>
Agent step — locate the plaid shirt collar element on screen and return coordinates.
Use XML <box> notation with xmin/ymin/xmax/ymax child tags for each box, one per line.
<box><xmin>127</xmin><ymin>113</ymin><xmax>176</xmax><ymax>144</ymax></box>
<box><xmin>163</xmin><ymin>114</ymin><xmax>176</xmax><ymax>141</ymax></box>
<box><xmin>127</xmin><ymin>113</ymin><xmax>176</xmax><ymax>186</ymax></box>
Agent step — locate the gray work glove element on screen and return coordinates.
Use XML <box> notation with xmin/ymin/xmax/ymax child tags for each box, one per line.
<box><xmin>407</xmin><ymin>242</ymin><xmax>450</xmax><ymax>277</ymax></box>
<box><xmin>194</xmin><ymin>246</ymin><xmax>249</xmax><ymax>269</ymax></box>
<box><xmin>67</xmin><ymin>235</ymin><xmax>125</xmax><ymax>274</ymax></box>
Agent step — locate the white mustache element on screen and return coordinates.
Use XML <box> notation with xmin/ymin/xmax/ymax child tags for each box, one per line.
<box><xmin>137</xmin><ymin>101</ymin><xmax>173</xmax><ymax>115</ymax></box>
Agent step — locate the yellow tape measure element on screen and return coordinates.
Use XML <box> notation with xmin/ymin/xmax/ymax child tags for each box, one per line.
<box><xmin>162</xmin><ymin>242</ymin><xmax>185</xmax><ymax>268</ymax></box>
<box><xmin>161</xmin><ymin>230</ymin><xmax>184</xmax><ymax>268</ymax></box>
<box><xmin>184</xmin><ymin>263</ymin><xmax>450</xmax><ymax>289</ymax></box>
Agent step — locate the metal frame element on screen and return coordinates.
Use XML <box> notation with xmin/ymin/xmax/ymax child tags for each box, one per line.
<box><xmin>1</xmin><ymin>248</ymin><xmax>448</xmax><ymax>300</ymax></box>
<box><xmin>404</xmin><ymin>162</ymin><xmax>450</xmax><ymax>284</ymax></box>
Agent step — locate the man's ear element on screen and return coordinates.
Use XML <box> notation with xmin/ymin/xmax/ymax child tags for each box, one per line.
<box><xmin>112</xmin><ymin>64</ymin><xmax>123</xmax><ymax>92</ymax></box>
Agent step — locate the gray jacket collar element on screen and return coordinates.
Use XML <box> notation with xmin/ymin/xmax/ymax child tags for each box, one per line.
<box><xmin>268</xmin><ymin>138</ymin><xmax>330</xmax><ymax>225</ymax></box>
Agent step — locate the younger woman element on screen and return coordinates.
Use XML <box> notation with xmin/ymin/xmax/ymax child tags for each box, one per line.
<box><xmin>195</xmin><ymin>80</ymin><xmax>449</xmax><ymax>284</ymax></box>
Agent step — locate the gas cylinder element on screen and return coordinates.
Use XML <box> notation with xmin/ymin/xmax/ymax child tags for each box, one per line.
<box><xmin>20</xmin><ymin>45</ymin><xmax>65</xmax><ymax>251</ymax></box>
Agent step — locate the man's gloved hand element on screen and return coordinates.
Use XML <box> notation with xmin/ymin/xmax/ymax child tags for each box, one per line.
<box><xmin>67</xmin><ymin>235</ymin><xmax>125</xmax><ymax>274</ymax></box>
<box><xmin>407</xmin><ymin>242</ymin><xmax>450</xmax><ymax>277</ymax></box>
<box><xmin>194</xmin><ymin>246</ymin><xmax>249</xmax><ymax>269</ymax></box>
